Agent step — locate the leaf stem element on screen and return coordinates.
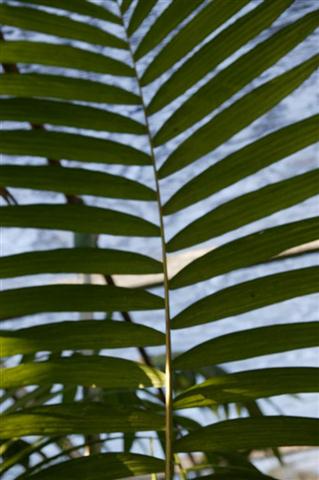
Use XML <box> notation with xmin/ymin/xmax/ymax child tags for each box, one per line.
<box><xmin>117</xmin><ymin>6</ymin><xmax>174</xmax><ymax>478</ymax></box>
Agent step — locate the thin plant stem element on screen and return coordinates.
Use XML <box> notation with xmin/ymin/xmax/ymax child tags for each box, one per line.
<box><xmin>116</xmin><ymin>5</ymin><xmax>174</xmax><ymax>477</ymax></box>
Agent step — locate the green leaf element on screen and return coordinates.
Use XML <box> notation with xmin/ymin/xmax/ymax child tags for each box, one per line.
<box><xmin>10</xmin><ymin>0</ymin><xmax>121</xmax><ymax>25</ymax></box>
<box><xmin>0</xmin><ymin>165</ymin><xmax>154</xmax><ymax>200</ymax></box>
<box><xmin>0</xmin><ymin>41</ymin><xmax>133</xmax><ymax>76</ymax></box>
<box><xmin>0</xmin><ymin>204</ymin><xmax>159</xmax><ymax>236</ymax></box>
<box><xmin>0</xmin><ymin>73</ymin><xmax>139</xmax><ymax>105</ymax></box>
<box><xmin>170</xmin><ymin>217</ymin><xmax>319</xmax><ymax>289</ymax></box>
<box><xmin>174</xmin><ymin>322</ymin><xmax>319</xmax><ymax>370</ymax></box>
<box><xmin>167</xmin><ymin>170</ymin><xmax>319</xmax><ymax>252</ymax></box>
<box><xmin>164</xmin><ymin>115</ymin><xmax>319</xmax><ymax>214</ymax></box>
<box><xmin>155</xmin><ymin>10</ymin><xmax>319</xmax><ymax>143</ymax></box>
<box><xmin>149</xmin><ymin>0</ymin><xmax>293</xmax><ymax>115</ymax></box>
<box><xmin>3</xmin><ymin>356</ymin><xmax>165</xmax><ymax>389</ymax></box>
<box><xmin>134</xmin><ymin>0</ymin><xmax>203</xmax><ymax>60</ymax></box>
<box><xmin>1</xmin><ymin>403</ymin><xmax>165</xmax><ymax>438</ymax></box>
<box><xmin>174</xmin><ymin>416</ymin><xmax>319</xmax><ymax>452</ymax></box>
<box><xmin>158</xmin><ymin>55</ymin><xmax>319</xmax><ymax>176</ymax></box>
<box><xmin>0</xmin><ymin>247</ymin><xmax>162</xmax><ymax>278</ymax></box>
<box><xmin>0</xmin><ymin>5</ymin><xmax>125</xmax><ymax>48</ymax></box>
<box><xmin>0</xmin><ymin>284</ymin><xmax>164</xmax><ymax>320</ymax></box>
<box><xmin>121</xmin><ymin>0</ymin><xmax>134</xmax><ymax>15</ymax></box>
<box><xmin>141</xmin><ymin>0</ymin><xmax>251</xmax><ymax>86</ymax></box>
<box><xmin>1</xmin><ymin>320</ymin><xmax>165</xmax><ymax>356</ymax></box>
<box><xmin>0</xmin><ymin>98</ymin><xmax>146</xmax><ymax>134</ymax></box>
<box><xmin>25</xmin><ymin>453</ymin><xmax>164</xmax><ymax>480</ymax></box>
<box><xmin>0</xmin><ymin>130</ymin><xmax>150</xmax><ymax>166</ymax></box>
<box><xmin>172</xmin><ymin>267</ymin><xmax>319</xmax><ymax>329</ymax></box>
<box><xmin>127</xmin><ymin>0</ymin><xmax>157</xmax><ymax>37</ymax></box>
<box><xmin>174</xmin><ymin>367</ymin><xmax>319</xmax><ymax>409</ymax></box>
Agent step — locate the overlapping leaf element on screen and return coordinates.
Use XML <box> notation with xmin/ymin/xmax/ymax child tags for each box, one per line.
<box><xmin>0</xmin><ymin>165</ymin><xmax>154</xmax><ymax>200</ymax></box>
<box><xmin>174</xmin><ymin>416</ymin><xmax>319</xmax><ymax>452</ymax></box>
<box><xmin>1</xmin><ymin>320</ymin><xmax>165</xmax><ymax>357</ymax></box>
<box><xmin>3</xmin><ymin>355</ymin><xmax>165</xmax><ymax>389</ymax></box>
<box><xmin>24</xmin><ymin>453</ymin><xmax>164</xmax><ymax>480</ymax></box>
<box><xmin>0</xmin><ymin>247</ymin><xmax>161</xmax><ymax>278</ymax></box>
<box><xmin>174</xmin><ymin>322</ymin><xmax>319</xmax><ymax>370</ymax></box>
<box><xmin>174</xmin><ymin>367</ymin><xmax>319</xmax><ymax>408</ymax></box>
<box><xmin>2</xmin><ymin>403</ymin><xmax>165</xmax><ymax>438</ymax></box>
<box><xmin>172</xmin><ymin>267</ymin><xmax>319</xmax><ymax>329</ymax></box>
<box><xmin>0</xmin><ymin>284</ymin><xmax>163</xmax><ymax>319</ymax></box>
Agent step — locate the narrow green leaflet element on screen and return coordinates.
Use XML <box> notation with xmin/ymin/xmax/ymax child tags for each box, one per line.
<box><xmin>0</xmin><ymin>98</ymin><xmax>146</xmax><ymax>134</ymax></box>
<box><xmin>0</xmin><ymin>5</ymin><xmax>125</xmax><ymax>48</ymax></box>
<box><xmin>0</xmin><ymin>165</ymin><xmax>154</xmax><ymax>200</ymax></box>
<box><xmin>134</xmin><ymin>0</ymin><xmax>203</xmax><ymax>60</ymax></box>
<box><xmin>158</xmin><ymin>55</ymin><xmax>319</xmax><ymax>177</ymax></box>
<box><xmin>167</xmin><ymin>170</ymin><xmax>319</xmax><ymax>252</ymax></box>
<box><xmin>127</xmin><ymin>0</ymin><xmax>157</xmax><ymax>37</ymax></box>
<box><xmin>174</xmin><ymin>367</ymin><xmax>319</xmax><ymax>409</ymax></box>
<box><xmin>1</xmin><ymin>320</ymin><xmax>165</xmax><ymax>356</ymax></box>
<box><xmin>172</xmin><ymin>267</ymin><xmax>319</xmax><ymax>329</ymax></box>
<box><xmin>11</xmin><ymin>0</ymin><xmax>121</xmax><ymax>25</ymax></box>
<box><xmin>1</xmin><ymin>403</ymin><xmax>164</xmax><ymax>438</ymax></box>
<box><xmin>149</xmin><ymin>0</ymin><xmax>293</xmax><ymax>115</ymax></box>
<box><xmin>1</xmin><ymin>204</ymin><xmax>159</xmax><ymax>236</ymax></box>
<box><xmin>0</xmin><ymin>73</ymin><xmax>139</xmax><ymax>105</ymax></box>
<box><xmin>0</xmin><ymin>41</ymin><xmax>133</xmax><ymax>76</ymax></box>
<box><xmin>170</xmin><ymin>217</ymin><xmax>319</xmax><ymax>289</ymax></box>
<box><xmin>155</xmin><ymin>10</ymin><xmax>319</xmax><ymax>143</ymax></box>
<box><xmin>3</xmin><ymin>356</ymin><xmax>165</xmax><ymax>389</ymax></box>
<box><xmin>141</xmin><ymin>0</ymin><xmax>251</xmax><ymax>86</ymax></box>
<box><xmin>174</xmin><ymin>416</ymin><xmax>319</xmax><ymax>452</ymax></box>
<box><xmin>164</xmin><ymin>115</ymin><xmax>319</xmax><ymax>214</ymax></box>
<box><xmin>0</xmin><ymin>130</ymin><xmax>150</xmax><ymax>166</ymax></box>
<box><xmin>174</xmin><ymin>322</ymin><xmax>319</xmax><ymax>370</ymax></box>
<box><xmin>121</xmin><ymin>0</ymin><xmax>134</xmax><ymax>15</ymax></box>
<box><xmin>0</xmin><ymin>284</ymin><xmax>164</xmax><ymax>320</ymax></box>
<box><xmin>24</xmin><ymin>453</ymin><xmax>164</xmax><ymax>480</ymax></box>
<box><xmin>0</xmin><ymin>247</ymin><xmax>162</xmax><ymax>278</ymax></box>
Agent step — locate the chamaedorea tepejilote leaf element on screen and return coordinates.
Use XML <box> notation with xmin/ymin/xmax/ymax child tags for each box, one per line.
<box><xmin>172</xmin><ymin>267</ymin><xmax>319</xmax><ymax>329</ymax></box>
<box><xmin>0</xmin><ymin>74</ymin><xmax>140</xmax><ymax>104</ymax></box>
<box><xmin>0</xmin><ymin>320</ymin><xmax>165</xmax><ymax>357</ymax></box>
<box><xmin>140</xmin><ymin>0</ymin><xmax>252</xmax><ymax>86</ymax></box>
<box><xmin>3</xmin><ymin>355</ymin><xmax>165</xmax><ymax>390</ymax></box>
<box><xmin>164</xmin><ymin>115</ymin><xmax>319</xmax><ymax>214</ymax></box>
<box><xmin>0</xmin><ymin>41</ymin><xmax>134</xmax><ymax>76</ymax></box>
<box><xmin>0</xmin><ymin>284</ymin><xmax>164</xmax><ymax>320</ymax></box>
<box><xmin>173</xmin><ymin>367</ymin><xmax>319</xmax><ymax>409</ymax></box>
<box><xmin>0</xmin><ymin>165</ymin><xmax>154</xmax><ymax>200</ymax></box>
<box><xmin>0</xmin><ymin>98</ymin><xmax>146</xmax><ymax>133</ymax></box>
<box><xmin>174</xmin><ymin>416</ymin><xmax>319</xmax><ymax>453</ymax></box>
<box><xmin>0</xmin><ymin>247</ymin><xmax>161</xmax><ymax>278</ymax></box>
<box><xmin>1</xmin><ymin>0</ymin><xmax>318</xmax><ymax>477</ymax></box>
<box><xmin>19</xmin><ymin>453</ymin><xmax>165</xmax><ymax>480</ymax></box>
<box><xmin>1</xmin><ymin>403</ymin><xmax>165</xmax><ymax>438</ymax></box>
<box><xmin>0</xmin><ymin>130</ymin><xmax>149</xmax><ymax>165</ymax></box>
<box><xmin>127</xmin><ymin>0</ymin><xmax>157</xmax><ymax>37</ymax></box>
<box><xmin>0</xmin><ymin>5</ymin><xmax>125</xmax><ymax>48</ymax></box>
<box><xmin>6</xmin><ymin>0</ymin><xmax>121</xmax><ymax>24</ymax></box>
<box><xmin>174</xmin><ymin>322</ymin><xmax>319</xmax><ymax>371</ymax></box>
<box><xmin>167</xmin><ymin>169</ymin><xmax>319</xmax><ymax>252</ymax></box>
<box><xmin>155</xmin><ymin>10</ymin><xmax>319</xmax><ymax>143</ymax></box>
<box><xmin>148</xmin><ymin>0</ymin><xmax>295</xmax><ymax>115</ymax></box>
<box><xmin>0</xmin><ymin>204</ymin><xmax>159</xmax><ymax>236</ymax></box>
<box><xmin>134</xmin><ymin>0</ymin><xmax>203</xmax><ymax>60</ymax></box>
<box><xmin>170</xmin><ymin>217</ymin><xmax>319</xmax><ymax>289</ymax></box>
<box><xmin>158</xmin><ymin>55</ymin><xmax>318</xmax><ymax>176</ymax></box>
